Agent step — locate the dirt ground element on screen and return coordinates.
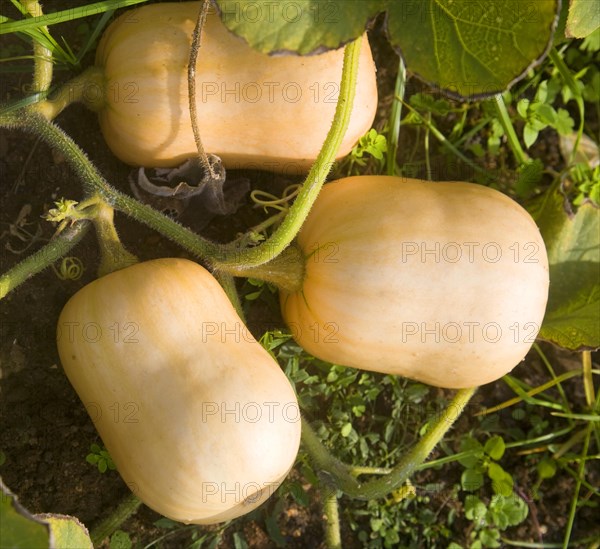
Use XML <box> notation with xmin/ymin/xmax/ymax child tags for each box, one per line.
<box><xmin>1</xmin><ymin>2</ymin><xmax>599</xmax><ymax>548</ymax></box>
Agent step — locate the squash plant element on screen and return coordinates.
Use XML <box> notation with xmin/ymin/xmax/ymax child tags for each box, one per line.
<box><xmin>1</xmin><ymin>0</ymin><xmax>598</xmax><ymax>547</ymax></box>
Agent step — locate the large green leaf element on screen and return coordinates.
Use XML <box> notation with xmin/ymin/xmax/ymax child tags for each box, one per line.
<box><xmin>387</xmin><ymin>0</ymin><xmax>559</xmax><ymax>99</ymax></box>
<box><xmin>36</xmin><ymin>515</ymin><xmax>93</xmax><ymax>549</ymax></box>
<box><xmin>566</xmin><ymin>0</ymin><xmax>600</xmax><ymax>38</ymax></box>
<box><xmin>0</xmin><ymin>479</ymin><xmax>50</xmax><ymax>549</ymax></box>
<box><xmin>532</xmin><ymin>192</ymin><xmax>600</xmax><ymax>350</ymax></box>
<box><xmin>215</xmin><ymin>0</ymin><xmax>560</xmax><ymax>98</ymax></box>
<box><xmin>215</xmin><ymin>0</ymin><xmax>382</xmax><ymax>53</ymax></box>
<box><xmin>0</xmin><ymin>479</ymin><xmax>92</xmax><ymax>549</ymax></box>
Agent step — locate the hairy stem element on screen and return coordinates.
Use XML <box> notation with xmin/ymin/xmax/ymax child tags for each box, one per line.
<box><xmin>0</xmin><ymin>109</ymin><xmax>223</xmax><ymax>260</ymax></box>
<box><xmin>0</xmin><ymin>221</ymin><xmax>90</xmax><ymax>300</ymax></box>
<box><xmin>323</xmin><ymin>490</ymin><xmax>342</xmax><ymax>549</ymax></box>
<box><xmin>21</xmin><ymin>0</ymin><xmax>53</xmax><ymax>93</ymax></box>
<box><xmin>213</xmin><ymin>36</ymin><xmax>363</xmax><ymax>270</ymax></box>
<box><xmin>188</xmin><ymin>0</ymin><xmax>218</xmax><ymax>179</ymax></box>
<box><xmin>300</xmin><ymin>418</ymin><xmax>361</xmax><ymax>494</ymax></box>
<box><xmin>92</xmin><ymin>200</ymin><xmax>139</xmax><ymax>276</ymax></box>
<box><xmin>0</xmin><ymin>109</ymin><xmax>310</xmax><ymax>288</ymax></box>
<box><xmin>90</xmin><ymin>492</ymin><xmax>141</xmax><ymax>546</ymax></box>
<box><xmin>302</xmin><ymin>387</ymin><xmax>477</xmax><ymax>500</ymax></box>
<box><xmin>353</xmin><ymin>387</ymin><xmax>476</xmax><ymax>500</ymax></box>
<box><xmin>36</xmin><ymin>66</ymin><xmax>105</xmax><ymax>120</ymax></box>
<box><xmin>218</xmin><ymin>244</ymin><xmax>305</xmax><ymax>293</ymax></box>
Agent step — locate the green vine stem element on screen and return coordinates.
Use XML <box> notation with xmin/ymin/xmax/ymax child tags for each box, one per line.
<box><xmin>301</xmin><ymin>387</ymin><xmax>477</xmax><ymax>500</ymax></box>
<box><xmin>322</xmin><ymin>490</ymin><xmax>342</xmax><ymax>549</ymax></box>
<box><xmin>401</xmin><ymin>100</ymin><xmax>487</xmax><ymax>177</ymax></box>
<box><xmin>490</xmin><ymin>93</ymin><xmax>529</xmax><ymax>166</ymax></box>
<box><xmin>214</xmin><ymin>271</ymin><xmax>245</xmax><ymax>321</ymax></box>
<box><xmin>90</xmin><ymin>492</ymin><xmax>141</xmax><ymax>546</ymax></box>
<box><xmin>301</xmin><ymin>418</ymin><xmax>361</xmax><ymax>494</ymax></box>
<box><xmin>215</xmin><ymin>36</ymin><xmax>363</xmax><ymax>269</ymax></box>
<box><xmin>0</xmin><ymin>108</ymin><xmax>309</xmax><ymax>291</ymax></box>
<box><xmin>582</xmin><ymin>351</ymin><xmax>595</xmax><ymax>410</ymax></box>
<box><xmin>0</xmin><ymin>35</ymin><xmax>361</xmax><ymax>288</ymax></box>
<box><xmin>548</xmin><ymin>47</ymin><xmax>585</xmax><ymax>166</ymax></box>
<box><xmin>218</xmin><ymin>245</ymin><xmax>305</xmax><ymax>293</ymax></box>
<box><xmin>0</xmin><ymin>108</ymin><xmax>222</xmax><ymax>258</ymax></box>
<box><xmin>91</xmin><ymin>199</ymin><xmax>139</xmax><ymax>276</ymax></box>
<box><xmin>35</xmin><ymin>66</ymin><xmax>105</xmax><ymax>120</ymax></box>
<box><xmin>0</xmin><ymin>221</ymin><xmax>90</xmax><ymax>300</ymax></box>
<box><xmin>21</xmin><ymin>0</ymin><xmax>53</xmax><ymax>94</ymax></box>
<box><xmin>386</xmin><ymin>56</ymin><xmax>406</xmax><ymax>176</ymax></box>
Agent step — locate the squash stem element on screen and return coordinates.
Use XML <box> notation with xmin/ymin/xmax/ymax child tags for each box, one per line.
<box><xmin>323</xmin><ymin>490</ymin><xmax>342</xmax><ymax>549</ymax></box>
<box><xmin>350</xmin><ymin>387</ymin><xmax>477</xmax><ymax>500</ymax></box>
<box><xmin>217</xmin><ymin>244</ymin><xmax>305</xmax><ymax>293</ymax></box>
<box><xmin>188</xmin><ymin>0</ymin><xmax>220</xmax><ymax>180</ymax></box>
<box><xmin>0</xmin><ymin>109</ymin><xmax>223</xmax><ymax>262</ymax></box>
<box><xmin>212</xmin><ymin>36</ymin><xmax>363</xmax><ymax>270</ymax></box>
<box><xmin>21</xmin><ymin>0</ymin><xmax>53</xmax><ymax>95</ymax></box>
<box><xmin>90</xmin><ymin>492</ymin><xmax>142</xmax><ymax>546</ymax></box>
<box><xmin>300</xmin><ymin>418</ymin><xmax>361</xmax><ymax>494</ymax></box>
<box><xmin>0</xmin><ymin>221</ymin><xmax>90</xmax><ymax>300</ymax></box>
<box><xmin>301</xmin><ymin>388</ymin><xmax>477</xmax><ymax>500</ymax></box>
<box><xmin>35</xmin><ymin>66</ymin><xmax>106</xmax><ymax>120</ymax></box>
<box><xmin>90</xmin><ymin>199</ymin><xmax>139</xmax><ymax>276</ymax></box>
<box><xmin>214</xmin><ymin>271</ymin><xmax>245</xmax><ymax>320</ymax></box>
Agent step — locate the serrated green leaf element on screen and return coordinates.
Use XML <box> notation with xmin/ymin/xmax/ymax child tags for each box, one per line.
<box><xmin>109</xmin><ymin>530</ymin><xmax>132</xmax><ymax>549</ymax></box>
<box><xmin>37</xmin><ymin>514</ymin><xmax>93</xmax><ymax>549</ymax></box>
<box><xmin>566</xmin><ymin>0</ymin><xmax>600</xmax><ymax>38</ymax></box>
<box><xmin>489</xmin><ymin>494</ymin><xmax>528</xmax><ymax>528</ymax></box>
<box><xmin>215</xmin><ymin>0</ymin><xmax>559</xmax><ymax>98</ymax></box>
<box><xmin>462</xmin><ymin>468</ymin><xmax>484</xmax><ymax>491</ymax></box>
<box><xmin>484</xmin><ymin>436</ymin><xmax>506</xmax><ymax>461</ymax></box>
<box><xmin>487</xmin><ymin>463</ymin><xmax>513</xmax><ymax>497</ymax></box>
<box><xmin>215</xmin><ymin>0</ymin><xmax>382</xmax><ymax>54</ymax></box>
<box><xmin>516</xmin><ymin>159</ymin><xmax>544</xmax><ymax>197</ymax></box>
<box><xmin>0</xmin><ymin>479</ymin><xmax>50</xmax><ymax>549</ymax></box>
<box><xmin>458</xmin><ymin>436</ymin><xmax>484</xmax><ymax>468</ymax></box>
<box><xmin>392</xmin><ymin>0</ymin><xmax>560</xmax><ymax>98</ymax></box>
<box><xmin>464</xmin><ymin>495</ymin><xmax>487</xmax><ymax>521</ymax></box>
<box><xmin>504</xmin><ymin>498</ymin><xmax>529</xmax><ymax>526</ymax></box>
<box><xmin>479</xmin><ymin>528</ymin><xmax>501</xmax><ymax>547</ymax></box>
<box><xmin>532</xmin><ymin>192</ymin><xmax>600</xmax><ymax>350</ymax></box>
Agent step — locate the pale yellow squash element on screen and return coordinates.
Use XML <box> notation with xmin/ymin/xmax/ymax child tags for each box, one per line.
<box><xmin>280</xmin><ymin>176</ymin><xmax>550</xmax><ymax>388</ymax></box>
<box><xmin>57</xmin><ymin>258</ymin><xmax>301</xmax><ymax>524</ymax></box>
<box><xmin>91</xmin><ymin>2</ymin><xmax>378</xmax><ymax>171</ymax></box>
